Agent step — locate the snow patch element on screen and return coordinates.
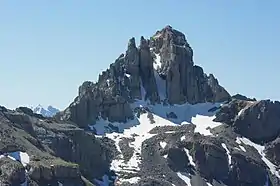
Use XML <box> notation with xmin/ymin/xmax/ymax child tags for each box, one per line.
<box><xmin>181</xmin><ymin>135</ymin><xmax>186</xmax><ymax>141</ymax></box>
<box><xmin>238</xmin><ymin>108</ymin><xmax>245</xmax><ymax>116</ymax></box>
<box><xmin>0</xmin><ymin>151</ymin><xmax>30</xmax><ymax>167</ymax></box>
<box><xmin>239</xmin><ymin>145</ymin><xmax>246</xmax><ymax>152</ymax></box>
<box><xmin>106</xmin><ymin>79</ymin><xmax>110</xmax><ymax>86</ymax></box>
<box><xmin>221</xmin><ymin>143</ymin><xmax>232</xmax><ymax>166</ymax></box>
<box><xmin>131</xmin><ymin>99</ymin><xmax>222</xmax><ymax>125</ymax></box>
<box><xmin>191</xmin><ymin>115</ymin><xmax>222</xmax><ymax>136</ymax></box>
<box><xmin>177</xmin><ymin>172</ymin><xmax>191</xmax><ymax>185</ymax></box>
<box><xmin>184</xmin><ymin>148</ymin><xmax>195</xmax><ymax>166</ymax></box>
<box><xmin>160</xmin><ymin>141</ymin><xmax>167</xmax><ymax>149</ymax></box>
<box><xmin>235</xmin><ymin>138</ymin><xmax>247</xmax><ymax>152</ymax></box>
<box><xmin>117</xmin><ymin>177</ymin><xmax>140</xmax><ymax>184</ymax></box>
<box><xmin>153</xmin><ymin>53</ymin><xmax>162</xmax><ymax>70</ymax></box>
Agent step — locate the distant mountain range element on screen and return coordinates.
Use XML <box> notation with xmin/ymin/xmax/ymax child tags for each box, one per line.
<box><xmin>31</xmin><ymin>104</ymin><xmax>60</xmax><ymax>117</ymax></box>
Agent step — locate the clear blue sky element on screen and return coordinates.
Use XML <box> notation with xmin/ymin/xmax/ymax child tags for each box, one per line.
<box><xmin>0</xmin><ymin>1</ymin><xmax>279</xmax><ymax>110</ymax></box>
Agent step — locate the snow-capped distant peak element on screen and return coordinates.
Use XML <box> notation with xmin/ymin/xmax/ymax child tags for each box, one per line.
<box><xmin>32</xmin><ymin>104</ymin><xmax>59</xmax><ymax>117</ymax></box>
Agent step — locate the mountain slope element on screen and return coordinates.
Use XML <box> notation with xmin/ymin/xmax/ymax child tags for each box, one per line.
<box><xmin>55</xmin><ymin>26</ymin><xmax>280</xmax><ymax>186</ymax></box>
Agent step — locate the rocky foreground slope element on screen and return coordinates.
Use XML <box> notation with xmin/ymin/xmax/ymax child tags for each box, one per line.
<box><xmin>1</xmin><ymin>26</ymin><xmax>280</xmax><ymax>186</ymax></box>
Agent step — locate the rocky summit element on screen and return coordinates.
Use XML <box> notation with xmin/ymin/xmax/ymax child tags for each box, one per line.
<box><xmin>1</xmin><ymin>26</ymin><xmax>280</xmax><ymax>186</ymax></box>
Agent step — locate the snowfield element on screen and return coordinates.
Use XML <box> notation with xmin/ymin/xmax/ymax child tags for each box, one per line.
<box><xmin>88</xmin><ymin>51</ymin><xmax>280</xmax><ymax>185</ymax></box>
<box><xmin>92</xmin><ymin>99</ymin><xmax>223</xmax><ymax>185</ymax></box>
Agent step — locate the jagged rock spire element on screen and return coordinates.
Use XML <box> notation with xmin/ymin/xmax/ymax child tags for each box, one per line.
<box><xmin>59</xmin><ymin>26</ymin><xmax>230</xmax><ymax>127</ymax></box>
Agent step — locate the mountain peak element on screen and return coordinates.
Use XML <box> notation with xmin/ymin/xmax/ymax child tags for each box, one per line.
<box><xmin>152</xmin><ymin>25</ymin><xmax>188</xmax><ymax>47</ymax></box>
<box><xmin>58</xmin><ymin>26</ymin><xmax>230</xmax><ymax>128</ymax></box>
<box><xmin>32</xmin><ymin>104</ymin><xmax>59</xmax><ymax>117</ymax></box>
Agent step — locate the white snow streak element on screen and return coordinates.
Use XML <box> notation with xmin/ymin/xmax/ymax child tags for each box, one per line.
<box><xmin>221</xmin><ymin>143</ymin><xmax>232</xmax><ymax>166</ymax></box>
<box><xmin>239</xmin><ymin>145</ymin><xmax>246</xmax><ymax>152</ymax></box>
<box><xmin>177</xmin><ymin>172</ymin><xmax>191</xmax><ymax>185</ymax></box>
<box><xmin>184</xmin><ymin>148</ymin><xmax>195</xmax><ymax>166</ymax></box>
<box><xmin>237</xmin><ymin>137</ymin><xmax>280</xmax><ymax>178</ymax></box>
<box><xmin>153</xmin><ymin>53</ymin><xmax>162</xmax><ymax>70</ymax></box>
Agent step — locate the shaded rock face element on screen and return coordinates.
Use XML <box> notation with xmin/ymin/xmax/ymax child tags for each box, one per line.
<box><xmin>59</xmin><ymin>26</ymin><xmax>230</xmax><ymax>129</ymax></box>
<box><xmin>150</xmin><ymin>26</ymin><xmax>230</xmax><ymax>104</ymax></box>
<box><xmin>227</xmin><ymin>153</ymin><xmax>268</xmax><ymax>186</ymax></box>
<box><xmin>216</xmin><ymin>99</ymin><xmax>280</xmax><ymax>143</ymax></box>
<box><xmin>167</xmin><ymin>147</ymin><xmax>189</xmax><ymax>172</ymax></box>
<box><xmin>234</xmin><ymin>100</ymin><xmax>280</xmax><ymax>143</ymax></box>
<box><xmin>189</xmin><ymin>138</ymin><xmax>229</xmax><ymax>181</ymax></box>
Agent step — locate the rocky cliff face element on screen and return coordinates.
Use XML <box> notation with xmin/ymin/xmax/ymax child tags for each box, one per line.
<box><xmin>57</xmin><ymin>26</ymin><xmax>230</xmax><ymax>129</ymax></box>
<box><xmin>0</xmin><ymin>106</ymin><xmax>116</xmax><ymax>185</ymax></box>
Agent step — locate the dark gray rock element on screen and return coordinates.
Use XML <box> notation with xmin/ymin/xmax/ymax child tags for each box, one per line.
<box><xmin>231</xmin><ymin>94</ymin><xmax>257</xmax><ymax>101</ymax></box>
<box><xmin>139</xmin><ymin>36</ymin><xmax>160</xmax><ymax>103</ymax></box>
<box><xmin>167</xmin><ymin>147</ymin><xmax>189</xmax><ymax>172</ymax></box>
<box><xmin>233</xmin><ymin>100</ymin><xmax>280</xmax><ymax>143</ymax></box>
<box><xmin>190</xmin><ymin>138</ymin><xmax>229</xmax><ymax>181</ymax></box>
<box><xmin>214</xmin><ymin>99</ymin><xmax>251</xmax><ymax>124</ymax></box>
<box><xmin>227</xmin><ymin>152</ymin><xmax>268</xmax><ymax>186</ymax></box>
